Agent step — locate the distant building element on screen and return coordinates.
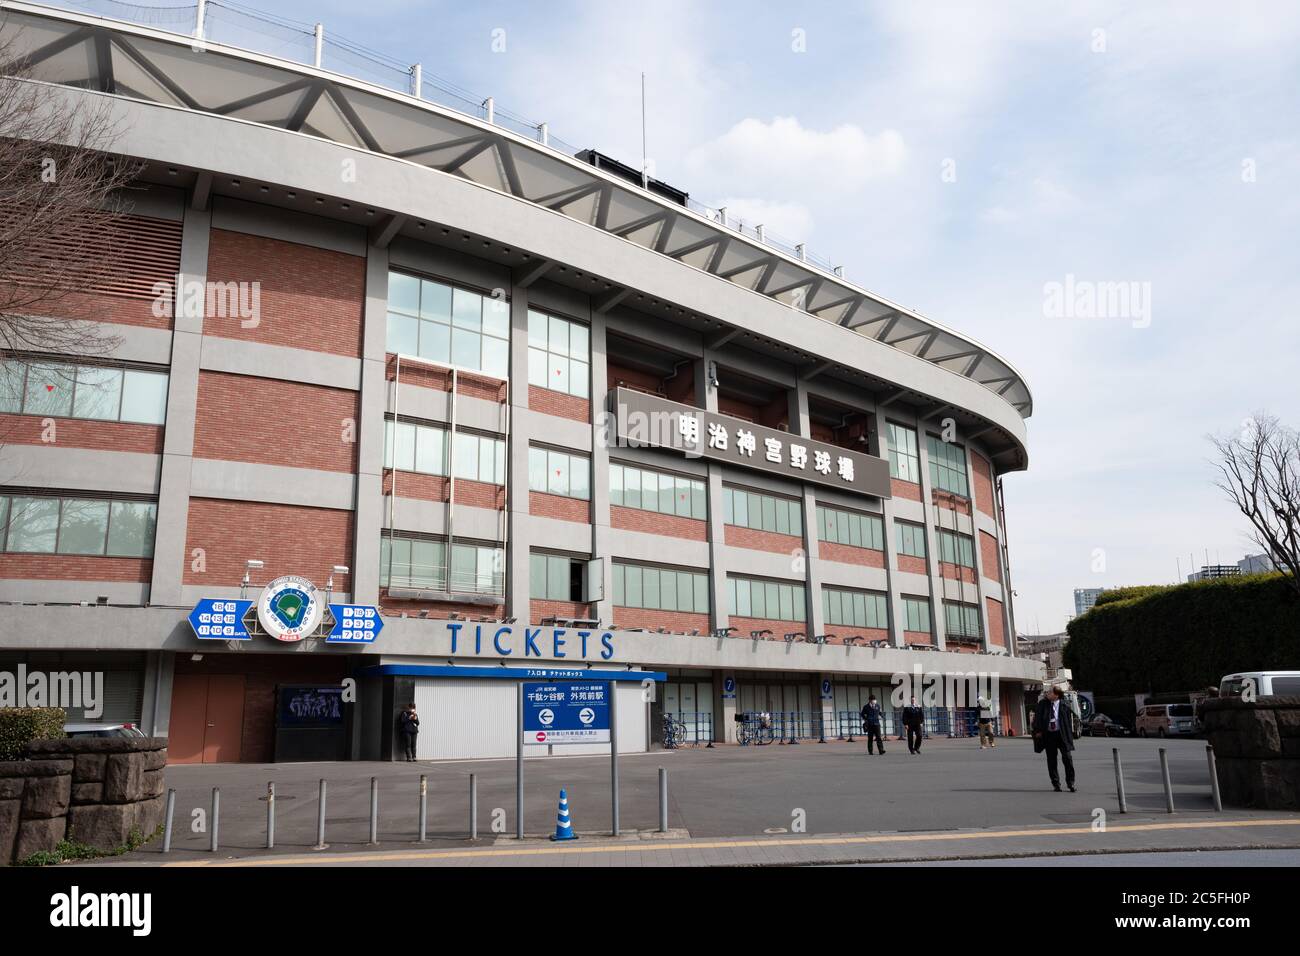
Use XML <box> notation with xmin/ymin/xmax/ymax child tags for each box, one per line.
<box><xmin>1238</xmin><ymin>553</ymin><xmax>1275</xmax><ymax>574</ymax></box>
<box><xmin>1187</xmin><ymin>565</ymin><xmax>1242</xmax><ymax>583</ymax></box>
<box><xmin>1074</xmin><ymin>588</ymin><xmax>1105</xmax><ymax>616</ymax></box>
<box><xmin>1018</xmin><ymin>632</ymin><xmax>1070</xmax><ymax>655</ymax></box>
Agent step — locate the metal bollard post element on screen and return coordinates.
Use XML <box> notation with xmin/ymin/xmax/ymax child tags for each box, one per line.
<box><xmin>209</xmin><ymin>787</ymin><xmax>220</xmax><ymax>853</ymax></box>
<box><xmin>1206</xmin><ymin>745</ymin><xmax>1223</xmax><ymax>812</ymax></box>
<box><xmin>1112</xmin><ymin>748</ymin><xmax>1127</xmax><ymax>813</ymax></box>
<box><xmin>162</xmin><ymin>788</ymin><xmax>176</xmax><ymax>853</ymax></box>
<box><xmin>265</xmin><ymin>781</ymin><xmax>275</xmax><ymax>849</ymax></box>
<box><xmin>368</xmin><ymin>776</ymin><xmax>379</xmax><ymax>844</ymax></box>
<box><xmin>706</xmin><ymin>713</ymin><xmax>714</xmax><ymax>748</ymax></box>
<box><xmin>658</xmin><ymin>767</ymin><xmax>668</xmax><ymax>833</ymax></box>
<box><xmin>418</xmin><ymin>774</ymin><xmax>428</xmax><ymax>842</ymax></box>
<box><xmin>314</xmin><ymin>779</ymin><xmax>327</xmax><ymax>850</ymax></box>
<box><xmin>818</xmin><ymin>712</ymin><xmax>827</xmax><ymax>744</ymax></box>
<box><xmin>469</xmin><ymin>773</ymin><xmax>478</xmax><ymax>840</ymax></box>
<box><xmin>1159</xmin><ymin>747</ymin><xmax>1175</xmax><ymax>813</ymax></box>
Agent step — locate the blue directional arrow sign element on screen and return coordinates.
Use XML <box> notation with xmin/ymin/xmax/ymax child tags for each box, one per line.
<box><xmin>327</xmin><ymin>604</ymin><xmax>383</xmax><ymax>644</ymax></box>
<box><xmin>188</xmin><ymin>599</ymin><xmax>253</xmax><ymax>641</ymax></box>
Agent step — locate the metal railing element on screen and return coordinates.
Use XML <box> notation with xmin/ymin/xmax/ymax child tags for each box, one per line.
<box><xmin>34</xmin><ymin>0</ymin><xmax>847</xmax><ymax>279</ymax></box>
<box><xmin>833</xmin><ymin>709</ymin><xmax>1004</xmax><ymax>740</ymax></box>
<box><xmin>662</xmin><ymin>711</ymin><xmax>713</xmax><ymax>748</ymax></box>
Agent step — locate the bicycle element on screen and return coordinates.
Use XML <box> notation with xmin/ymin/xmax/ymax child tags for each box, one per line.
<box><xmin>662</xmin><ymin>713</ymin><xmax>690</xmax><ymax>749</ymax></box>
<box><xmin>737</xmin><ymin>711</ymin><xmax>776</xmax><ymax>746</ymax></box>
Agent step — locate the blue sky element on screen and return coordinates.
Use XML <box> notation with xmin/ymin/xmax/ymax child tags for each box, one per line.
<box><xmin>211</xmin><ymin>2</ymin><xmax>1300</xmax><ymax>631</ymax></box>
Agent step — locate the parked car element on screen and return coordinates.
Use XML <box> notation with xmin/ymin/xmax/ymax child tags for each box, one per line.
<box><xmin>1219</xmin><ymin>671</ymin><xmax>1300</xmax><ymax>699</ymax></box>
<box><xmin>63</xmin><ymin>722</ymin><xmax>147</xmax><ymax>739</ymax></box>
<box><xmin>1084</xmin><ymin>713</ymin><xmax>1128</xmax><ymax>737</ymax></box>
<box><xmin>1135</xmin><ymin>704</ymin><xmax>1198</xmax><ymax>738</ymax></box>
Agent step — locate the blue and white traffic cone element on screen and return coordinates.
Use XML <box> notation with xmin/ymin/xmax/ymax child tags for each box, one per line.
<box><xmin>550</xmin><ymin>788</ymin><xmax>579</xmax><ymax>841</ymax></box>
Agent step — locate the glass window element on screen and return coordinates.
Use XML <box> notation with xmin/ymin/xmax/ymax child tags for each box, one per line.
<box><xmin>0</xmin><ymin>361</ymin><xmax>25</xmax><ymax>413</ymax></box>
<box><xmin>72</xmin><ymin>366</ymin><xmax>123</xmax><ymax>421</ymax></box>
<box><xmin>106</xmin><ymin>501</ymin><xmax>156</xmax><ymax>557</ymax></box>
<box><xmin>570</xmin><ymin>456</ymin><xmax>590</xmax><ymax>500</ymax></box>
<box><xmin>453</xmin><ymin>432</ymin><xmax>478</xmax><ymax>481</ymax></box>
<box><xmin>23</xmin><ymin>363</ymin><xmax>73</xmax><ymax>417</ymax></box>
<box><xmin>420</xmin><ymin>280</ymin><xmax>452</xmax><ymax>322</ymax></box>
<box><xmin>415</xmin><ymin>426</ymin><xmax>445</xmax><ymax>475</ymax></box>
<box><xmin>387</xmin><ymin>312</ymin><xmax>419</xmax><ymax>355</ymax></box>
<box><xmin>887</xmin><ymin>423</ymin><xmax>920</xmax><ymax>483</ymax></box>
<box><xmin>452</xmin><ymin>287</ymin><xmax>481</xmax><ymax>331</ymax></box>
<box><xmin>5</xmin><ymin>497</ymin><xmax>60</xmax><ymax>552</ymax></box>
<box><xmin>611</xmin><ymin>562</ymin><xmax>625</xmax><ymax>604</ymax></box>
<box><xmin>57</xmin><ymin>499</ymin><xmax>109</xmax><ymax>555</ymax></box>
<box><xmin>548</xmin><ymin>449</ymin><xmax>569</xmax><ymax>496</ymax></box>
<box><xmin>691</xmin><ymin>480</ymin><xmax>707</xmax><ymax>520</ymax></box>
<box><xmin>120</xmin><ymin>370</ymin><xmax>169</xmax><ymax>424</ymax></box>
<box><xmin>624</xmin><ymin>468</ymin><xmax>641</xmax><ymax>509</ymax></box>
<box><xmin>387</xmin><ymin>273</ymin><xmax>508</xmax><ymax>378</ymax></box>
<box><xmin>927</xmin><ymin>435</ymin><xmax>970</xmax><ymax>497</ymax></box>
<box><xmin>389</xmin><ymin>272</ymin><xmax>421</xmax><ymax>314</ymax></box>
<box><xmin>896</xmin><ymin>522</ymin><xmax>927</xmax><ymax>558</ymax></box>
<box><xmin>528</xmin><ymin>310</ymin><xmax>589</xmax><ymax>399</ymax></box>
<box><xmin>610</xmin><ymin>464</ymin><xmax>624</xmax><ymax>507</ymax></box>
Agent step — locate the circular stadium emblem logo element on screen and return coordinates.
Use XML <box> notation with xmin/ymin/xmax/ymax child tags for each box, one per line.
<box><xmin>257</xmin><ymin>575</ymin><xmax>324</xmax><ymax>643</ymax></box>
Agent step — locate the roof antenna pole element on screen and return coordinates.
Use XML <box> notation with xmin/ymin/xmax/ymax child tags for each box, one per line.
<box><xmin>194</xmin><ymin>0</ymin><xmax>206</xmax><ymax>40</ymax></box>
<box><xmin>313</xmin><ymin>23</ymin><xmax>324</xmax><ymax>69</ymax></box>
<box><xmin>640</xmin><ymin>71</ymin><xmax>648</xmax><ymax>190</ymax></box>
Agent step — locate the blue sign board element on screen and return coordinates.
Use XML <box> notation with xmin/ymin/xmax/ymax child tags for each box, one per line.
<box><xmin>722</xmin><ymin>676</ymin><xmax>736</xmax><ymax>699</ymax></box>
<box><xmin>188</xmin><ymin>599</ymin><xmax>253</xmax><ymax>641</ymax></box>
<box><xmin>821</xmin><ymin>679</ymin><xmax>832</xmax><ymax>700</ymax></box>
<box><xmin>522</xmin><ymin>681</ymin><xmax>611</xmax><ymax>745</ymax></box>
<box><xmin>327</xmin><ymin>604</ymin><xmax>384</xmax><ymax>644</ymax></box>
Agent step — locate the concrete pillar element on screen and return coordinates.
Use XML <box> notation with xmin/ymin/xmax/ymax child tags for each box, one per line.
<box><xmin>817</xmin><ymin>672</ymin><xmax>835</xmax><ymax>739</ymax></box>
<box><xmin>716</xmin><ymin>670</ymin><xmax>738</xmax><ymax>744</ymax></box>
<box><xmin>914</xmin><ymin>416</ymin><xmax>947</xmax><ymax>651</ymax></box>
<box><xmin>352</xmin><ymin>248</ymin><xmax>389</xmax><ymax>605</ymax></box>
<box><xmin>149</xmin><ymin>204</ymin><xmax>209</xmax><ymax>606</ymax></box>
<box><xmin>141</xmin><ymin>651</ymin><xmax>174</xmax><ymax>738</ymax></box>
<box><xmin>964</xmin><ymin>441</ymin><xmax>993</xmax><ymax>653</ymax></box>
<box><xmin>590</xmin><ymin>307</ymin><xmax>614</xmax><ymax>625</ymax></box>
<box><xmin>871</xmin><ymin>408</ymin><xmax>906</xmax><ymax>647</ymax></box>
<box><xmin>506</xmin><ymin>282</ymin><xmax>533</xmax><ymax>624</ymax></box>
<box><xmin>697</xmin><ymin>352</ymin><xmax>728</xmax><ymax>633</ymax></box>
<box><xmin>788</xmin><ymin>378</ymin><xmax>824</xmax><ymax>640</ymax></box>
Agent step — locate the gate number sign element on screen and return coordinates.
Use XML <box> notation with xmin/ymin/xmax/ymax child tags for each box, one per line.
<box><xmin>522</xmin><ymin>681</ymin><xmax>611</xmax><ymax>745</ymax></box>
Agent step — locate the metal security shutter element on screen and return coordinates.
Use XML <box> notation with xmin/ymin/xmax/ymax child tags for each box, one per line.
<box><xmin>0</xmin><ymin>652</ymin><xmax>145</xmax><ymax>724</ymax></box>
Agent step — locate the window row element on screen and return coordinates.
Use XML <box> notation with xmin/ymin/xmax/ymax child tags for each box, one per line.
<box><xmin>380</xmin><ymin>536</ymin><xmax>504</xmax><ymax>595</ymax></box>
<box><xmin>0</xmin><ymin>495</ymin><xmax>156</xmax><ymax>557</ymax></box>
<box><xmin>528</xmin><ymin>447</ymin><xmax>591</xmax><ymax>500</ymax></box>
<box><xmin>944</xmin><ymin>601</ymin><xmax>983</xmax><ymax>639</ymax></box>
<box><xmin>383</xmin><ymin>419</ymin><xmax>507</xmax><ymax>485</ymax></box>
<box><xmin>728</xmin><ymin>576</ymin><xmax>807</xmax><ymax>623</ymax></box>
<box><xmin>612</xmin><ymin>562</ymin><xmax>710</xmax><ymax>614</ymax></box>
<box><xmin>896</xmin><ymin>521</ymin><xmax>928</xmax><ymax>559</ymax></box>
<box><xmin>821</xmin><ymin>587</ymin><xmax>889</xmax><ymax>629</ymax></box>
<box><xmin>0</xmin><ymin>359</ymin><xmax>168</xmax><ymax>425</ymax></box>
<box><xmin>887</xmin><ymin>422</ymin><xmax>920</xmax><ymax>483</ymax></box>
<box><xmin>927</xmin><ymin>435</ymin><xmax>970</xmax><ymax>497</ymax></box>
<box><xmin>902</xmin><ymin>596</ymin><xmax>932</xmax><ymax>633</ymax></box>
<box><xmin>527</xmin><ymin>310</ymin><xmax>590</xmax><ymax>399</ymax></box>
<box><xmin>610</xmin><ymin>463</ymin><xmax>706</xmax><ymax>520</ymax></box>
<box><xmin>937</xmin><ymin>529</ymin><xmax>976</xmax><ymax>568</ymax></box>
<box><xmin>387</xmin><ymin>272</ymin><xmax>510</xmax><ymax>379</ymax></box>
<box><xmin>722</xmin><ymin>487</ymin><xmax>803</xmax><ymax>537</ymax></box>
<box><xmin>816</xmin><ymin>505</ymin><xmax>883</xmax><ymax>550</ymax></box>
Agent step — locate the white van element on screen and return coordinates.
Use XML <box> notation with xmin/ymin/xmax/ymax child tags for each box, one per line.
<box><xmin>1135</xmin><ymin>703</ymin><xmax>1198</xmax><ymax>737</ymax></box>
<box><xmin>1219</xmin><ymin>671</ymin><xmax>1300</xmax><ymax>699</ymax></box>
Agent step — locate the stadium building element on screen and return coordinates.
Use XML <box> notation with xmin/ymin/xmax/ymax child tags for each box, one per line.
<box><xmin>0</xmin><ymin>1</ymin><xmax>1042</xmax><ymax>762</ymax></box>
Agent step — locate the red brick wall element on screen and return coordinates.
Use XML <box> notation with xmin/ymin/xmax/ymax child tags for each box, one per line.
<box><xmin>980</xmin><ymin>530</ymin><xmax>1001</xmax><ymax>583</ymax></box>
<box><xmin>613</xmin><ymin>607</ymin><xmax>709</xmax><ymax>634</ymax></box>
<box><xmin>724</xmin><ymin>525</ymin><xmax>803</xmax><ymax>556</ymax></box>
<box><xmin>193</xmin><ymin>371</ymin><xmax>359</xmax><ymax>472</ymax></box>
<box><xmin>971</xmin><ymin>452</ymin><xmax>995</xmax><ymax>517</ymax></box>
<box><xmin>0</xmin><ymin>554</ymin><xmax>151</xmax><ymax>583</ymax></box>
<box><xmin>529</xmin><ymin>492</ymin><xmax>590</xmax><ymax>524</ymax></box>
<box><xmin>610</xmin><ymin>505</ymin><xmax>707</xmax><ymax>541</ymax></box>
<box><xmin>379</xmin><ymin>594</ymin><xmax>504</xmax><ymax>620</ymax></box>
<box><xmin>903</xmin><ymin>629</ymin><xmax>934</xmax><ymax>646</ymax></box>
<box><xmin>385</xmin><ymin>356</ymin><xmax>507</xmax><ymax>405</ymax></box>
<box><xmin>0</xmin><ymin>414</ymin><xmax>163</xmax><ymax>454</ymax></box>
<box><xmin>383</xmin><ymin>472</ymin><xmax>505</xmax><ymax>510</ymax></box>
<box><xmin>940</xmin><ymin>562</ymin><xmax>977</xmax><ymax>585</ymax></box>
<box><xmin>530</xmin><ymin>599</ymin><xmax>594</xmax><ymax>624</ymax></box>
<box><xmin>33</xmin><ymin>291</ymin><xmax>172</xmax><ymax>331</ymax></box>
<box><xmin>827</xmin><ymin>627</ymin><xmax>888</xmax><ymax>646</ymax></box>
<box><xmin>897</xmin><ymin>554</ymin><xmax>928</xmax><ymax>575</ymax></box>
<box><xmin>932</xmin><ymin>488</ymin><xmax>972</xmax><ymax>516</ymax></box>
<box><xmin>206</xmin><ymin>229</ymin><xmax>364</xmax><ymax>357</ymax></box>
<box><xmin>728</xmin><ymin>615</ymin><xmax>805</xmax><ymax>640</ymax></box>
<box><xmin>174</xmin><ymin>653</ymin><xmax>348</xmax><ymax>764</ymax></box>
<box><xmin>182</xmin><ymin>499</ymin><xmax>353</xmax><ymax>587</ymax></box>
<box><xmin>818</xmin><ymin>541</ymin><xmax>885</xmax><ymax>568</ymax></box>
<box><xmin>528</xmin><ymin>385</ymin><xmax>589</xmax><ymax>423</ymax></box>
<box><xmin>986</xmin><ymin>597</ymin><xmax>1007</xmax><ymax>647</ymax></box>
<box><xmin>892</xmin><ymin>478</ymin><xmax>922</xmax><ymax>501</ymax></box>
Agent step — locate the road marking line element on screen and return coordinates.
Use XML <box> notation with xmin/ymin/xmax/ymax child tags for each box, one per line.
<box><xmin>165</xmin><ymin>817</ymin><xmax>1300</xmax><ymax>867</ymax></box>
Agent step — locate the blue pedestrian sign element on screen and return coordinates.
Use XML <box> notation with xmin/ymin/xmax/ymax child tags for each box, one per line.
<box><xmin>523</xmin><ymin>681</ymin><xmax>611</xmax><ymax>745</ymax></box>
<box><xmin>188</xmin><ymin>599</ymin><xmax>253</xmax><ymax>641</ymax></box>
<box><xmin>326</xmin><ymin>604</ymin><xmax>384</xmax><ymax>644</ymax></box>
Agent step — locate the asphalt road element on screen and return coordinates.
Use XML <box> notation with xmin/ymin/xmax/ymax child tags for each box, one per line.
<box><xmin>876</xmin><ymin>849</ymin><xmax>1300</xmax><ymax>866</ymax></box>
<box><xmin>137</xmin><ymin>734</ymin><xmax>1229</xmax><ymax>857</ymax></box>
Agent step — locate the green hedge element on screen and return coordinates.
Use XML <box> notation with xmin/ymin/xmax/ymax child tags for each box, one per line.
<box><xmin>1092</xmin><ymin>585</ymin><xmax>1173</xmax><ymax>608</ymax></box>
<box><xmin>1064</xmin><ymin>573</ymin><xmax>1300</xmax><ymax>695</ymax></box>
<box><xmin>0</xmin><ymin>708</ymin><xmax>66</xmax><ymax>761</ymax></box>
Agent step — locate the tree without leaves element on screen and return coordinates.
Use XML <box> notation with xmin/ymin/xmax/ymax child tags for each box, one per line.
<box><xmin>1210</xmin><ymin>413</ymin><xmax>1300</xmax><ymax>601</ymax></box>
<box><xmin>0</xmin><ymin>24</ymin><xmax>142</xmax><ymax>364</ymax></box>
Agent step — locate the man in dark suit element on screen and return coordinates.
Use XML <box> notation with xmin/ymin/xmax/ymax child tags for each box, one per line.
<box><xmin>1034</xmin><ymin>686</ymin><xmax>1076</xmax><ymax>791</ymax></box>
<box><xmin>860</xmin><ymin>694</ymin><xmax>885</xmax><ymax>755</ymax></box>
<box><xmin>901</xmin><ymin>696</ymin><xmax>925</xmax><ymax>754</ymax></box>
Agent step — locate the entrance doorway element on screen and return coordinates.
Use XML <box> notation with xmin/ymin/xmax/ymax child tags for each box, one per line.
<box><xmin>169</xmin><ymin>674</ymin><xmax>246</xmax><ymax>764</ymax></box>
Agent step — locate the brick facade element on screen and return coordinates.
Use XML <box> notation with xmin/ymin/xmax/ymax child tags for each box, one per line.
<box><xmin>728</xmin><ymin>615</ymin><xmax>805</xmax><ymax>640</ymax></box>
<box><xmin>932</xmin><ymin>488</ymin><xmax>972</xmax><ymax>517</ymax></box>
<box><xmin>986</xmin><ymin>597</ymin><xmax>1007</xmax><ymax>647</ymax></box>
<box><xmin>206</xmin><ymin>228</ymin><xmax>365</xmax><ymax>357</ymax></box>
<box><xmin>385</xmin><ymin>356</ymin><xmax>508</xmax><ymax>406</ymax></box>
<box><xmin>610</xmin><ymin>505</ymin><xmax>708</xmax><ymax>541</ymax></box>
<box><xmin>379</xmin><ymin>594</ymin><xmax>505</xmax><ymax>620</ymax></box>
<box><xmin>0</xmin><ymin>414</ymin><xmax>163</xmax><ymax>454</ymax></box>
<box><xmin>530</xmin><ymin>599</ymin><xmax>595</xmax><ymax>624</ymax></box>
<box><xmin>891</xmin><ymin>478</ymin><xmax>922</xmax><ymax>501</ymax></box>
<box><xmin>529</xmin><ymin>492</ymin><xmax>590</xmax><ymax>524</ymax></box>
<box><xmin>724</xmin><ymin>525</ymin><xmax>803</xmax><ymax>556</ymax></box>
<box><xmin>939</xmin><ymin>562</ymin><xmax>978</xmax><ymax>585</ymax></box>
<box><xmin>971</xmin><ymin>452</ymin><xmax>995</xmax><ymax>518</ymax></box>
<box><xmin>193</xmin><ymin>371</ymin><xmax>359</xmax><ymax>472</ymax></box>
<box><xmin>979</xmin><ymin>530</ymin><xmax>1001</xmax><ymax>583</ymax></box>
<box><xmin>0</xmin><ymin>554</ymin><xmax>151</xmax><ymax>583</ymax></box>
<box><xmin>897</xmin><ymin>554</ymin><xmax>928</xmax><ymax>575</ymax></box>
<box><xmin>528</xmin><ymin>384</ymin><xmax>589</xmax><ymax>423</ymax></box>
<box><xmin>384</xmin><ymin>472</ymin><xmax>506</xmax><ymax>511</ymax></box>
<box><xmin>182</xmin><ymin>498</ymin><xmax>354</xmax><ymax>586</ymax></box>
<box><xmin>903</xmin><ymin>629</ymin><xmax>934</xmax><ymax>646</ymax></box>
<box><xmin>613</xmin><ymin>606</ymin><xmax>710</xmax><ymax>634</ymax></box>
<box><xmin>818</xmin><ymin>541</ymin><xmax>885</xmax><ymax>568</ymax></box>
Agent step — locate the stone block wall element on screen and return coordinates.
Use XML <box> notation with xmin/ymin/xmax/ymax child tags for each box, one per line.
<box><xmin>1201</xmin><ymin>696</ymin><xmax>1300</xmax><ymax>810</ymax></box>
<box><xmin>0</xmin><ymin>738</ymin><xmax>166</xmax><ymax>864</ymax></box>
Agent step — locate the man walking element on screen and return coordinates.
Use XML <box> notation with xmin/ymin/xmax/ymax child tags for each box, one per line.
<box><xmin>1033</xmin><ymin>686</ymin><xmax>1076</xmax><ymax>791</ymax></box>
<box><xmin>977</xmin><ymin>692</ymin><xmax>996</xmax><ymax>749</ymax></box>
<box><xmin>398</xmin><ymin>701</ymin><xmax>420</xmax><ymax>762</ymax></box>
<box><xmin>901</xmin><ymin>695</ymin><xmax>925</xmax><ymax>754</ymax></box>
<box><xmin>860</xmin><ymin>694</ymin><xmax>885</xmax><ymax>755</ymax></box>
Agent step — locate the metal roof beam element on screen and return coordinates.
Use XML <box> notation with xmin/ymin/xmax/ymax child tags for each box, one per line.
<box><xmin>706</xmin><ymin>327</ymin><xmax>741</xmax><ymax>350</ymax></box>
<box><xmin>611</xmin><ymin>210</ymin><xmax>668</xmax><ymax>238</ymax></box>
<box><xmin>514</xmin><ymin>259</ymin><xmax>552</xmax><ymax>289</ymax></box>
<box><xmin>190</xmin><ymin>171</ymin><xmax>212</xmax><ymax>211</ymax></box>
<box><xmin>594</xmin><ymin>286</ymin><xmax>631</xmax><ymax>313</ymax></box>
<box><xmin>392</xmin><ymin>133</ymin><xmax>487</xmax><ymax>160</ymax></box>
<box><xmin>370</xmin><ymin>213</ymin><xmax>406</xmax><ymax>249</ymax></box>
<box><xmin>495</xmin><ymin>138</ymin><xmax>524</xmax><ymax>197</ymax></box>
